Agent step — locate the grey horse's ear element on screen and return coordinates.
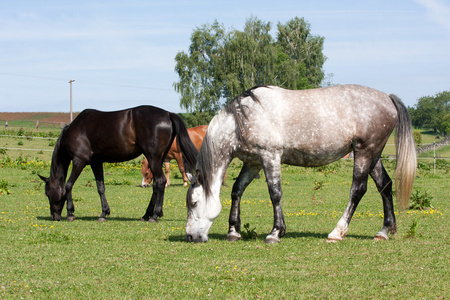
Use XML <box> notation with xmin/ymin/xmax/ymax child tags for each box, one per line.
<box><xmin>186</xmin><ymin>173</ymin><xmax>195</xmax><ymax>183</ymax></box>
<box><xmin>187</xmin><ymin>171</ymin><xmax>203</xmax><ymax>185</ymax></box>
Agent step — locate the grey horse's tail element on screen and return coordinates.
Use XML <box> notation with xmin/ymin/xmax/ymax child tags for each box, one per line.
<box><xmin>390</xmin><ymin>94</ymin><xmax>417</xmax><ymax>210</ymax></box>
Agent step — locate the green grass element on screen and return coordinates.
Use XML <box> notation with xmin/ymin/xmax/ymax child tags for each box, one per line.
<box><xmin>0</xmin><ymin>136</ymin><xmax>449</xmax><ymax>299</ymax></box>
<box><xmin>419</xmin><ymin>145</ymin><xmax>450</xmax><ymax>158</ymax></box>
<box><xmin>382</xmin><ymin>129</ymin><xmax>446</xmax><ymax>157</ymax></box>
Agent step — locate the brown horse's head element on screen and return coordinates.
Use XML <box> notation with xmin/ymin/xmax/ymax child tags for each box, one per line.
<box><xmin>38</xmin><ymin>174</ymin><xmax>65</xmax><ymax>221</ymax></box>
<box><xmin>141</xmin><ymin>159</ymin><xmax>153</xmax><ymax>187</ymax></box>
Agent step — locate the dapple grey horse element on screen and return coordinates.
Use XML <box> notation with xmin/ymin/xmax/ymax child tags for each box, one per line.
<box><xmin>185</xmin><ymin>85</ymin><xmax>416</xmax><ymax>243</ymax></box>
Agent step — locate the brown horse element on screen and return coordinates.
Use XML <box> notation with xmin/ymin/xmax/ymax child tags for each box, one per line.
<box><xmin>38</xmin><ymin>105</ymin><xmax>198</xmax><ymax>222</ymax></box>
<box><xmin>141</xmin><ymin>125</ymin><xmax>207</xmax><ymax>187</ymax></box>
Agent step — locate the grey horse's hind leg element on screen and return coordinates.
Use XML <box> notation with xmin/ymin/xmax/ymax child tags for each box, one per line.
<box><xmin>328</xmin><ymin>154</ymin><xmax>373</xmax><ymax>241</ymax></box>
<box><xmin>227</xmin><ymin>163</ymin><xmax>261</xmax><ymax>242</ymax></box>
<box><xmin>370</xmin><ymin>159</ymin><xmax>397</xmax><ymax>240</ymax></box>
<box><xmin>260</xmin><ymin>153</ymin><xmax>286</xmax><ymax>244</ymax></box>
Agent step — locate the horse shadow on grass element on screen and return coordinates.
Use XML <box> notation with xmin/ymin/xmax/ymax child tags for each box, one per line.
<box><xmin>283</xmin><ymin>231</ymin><xmax>372</xmax><ymax>240</ymax></box>
<box><xmin>36</xmin><ymin>215</ymin><xmax>184</xmax><ymax>222</ymax></box>
<box><xmin>167</xmin><ymin>231</ymin><xmax>373</xmax><ymax>243</ymax></box>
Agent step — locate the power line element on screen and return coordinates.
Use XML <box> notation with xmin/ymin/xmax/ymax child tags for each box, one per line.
<box><xmin>0</xmin><ymin>71</ymin><xmax>174</xmax><ymax>91</ymax></box>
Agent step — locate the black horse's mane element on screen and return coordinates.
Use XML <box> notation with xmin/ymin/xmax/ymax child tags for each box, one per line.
<box><xmin>50</xmin><ymin>125</ymin><xmax>69</xmax><ymax>177</ymax></box>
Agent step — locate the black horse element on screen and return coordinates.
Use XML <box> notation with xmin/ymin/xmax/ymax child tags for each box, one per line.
<box><xmin>39</xmin><ymin>105</ymin><xmax>198</xmax><ymax>222</ymax></box>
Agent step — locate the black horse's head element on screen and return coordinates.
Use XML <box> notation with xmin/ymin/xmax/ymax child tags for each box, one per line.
<box><xmin>38</xmin><ymin>175</ymin><xmax>66</xmax><ymax>221</ymax></box>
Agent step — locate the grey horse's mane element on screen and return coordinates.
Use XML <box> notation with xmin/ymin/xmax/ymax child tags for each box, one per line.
<box><xmin>198</xmin><ymin>86</ymin><xmax>266</xmax><ymax>197</ymax></box>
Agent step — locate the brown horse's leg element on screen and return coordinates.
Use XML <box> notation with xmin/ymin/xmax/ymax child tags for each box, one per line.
<box><xmin>91</xmin><ymin>162</ymin><xmax>110</xmax><ymax>222</ymax></box>
<box><xmin>164</xmin><ymin>160</ymin><xmax>171</xmax><ymax>187</ymax></box>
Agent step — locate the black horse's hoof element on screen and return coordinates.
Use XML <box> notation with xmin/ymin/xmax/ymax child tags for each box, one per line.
<box><xmin>67</xmin><ymin>215</ymin><xmax>76</xmax><ymax>222</ymax></box>
<box><xmin>148</xmin><ymin>218</ymin><xmax>158</xmax><ymax>223</ymax></box>
<box><xmin>98</xmin><ymin>217</ymin><xmax>107</xmax><ymax>222</ymax></box>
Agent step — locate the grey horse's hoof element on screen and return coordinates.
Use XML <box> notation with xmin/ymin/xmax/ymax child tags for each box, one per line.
<box><xmin>67</xmin><ymin>216</ymin><xmax>76</xmax><ymax>222</ymax></box>
<box><xmin>98</xmin><ymin>217</ymin><xmax>107</xmax><ymax>222</ymax></box>
<box><xmin>264</xmin><ymin>235</ymin><xmax>281</xmax><ymax>244</ymax></box>
<box><xmin>227</xmin><ymin>232</ymin><xmax>242</xmax><ymax>242</ymax></box>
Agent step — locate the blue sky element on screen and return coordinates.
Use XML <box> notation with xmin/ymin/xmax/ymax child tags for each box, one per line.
<box><xmin>1</xmin><ymin>0</ymin><xmax>449</xmax><ymax>113</ymax></box>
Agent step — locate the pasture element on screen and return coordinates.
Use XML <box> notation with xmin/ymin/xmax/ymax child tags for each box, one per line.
<box><xmin>0</xmin><ymin>131</ymin><xmax>449</xmax><ymax>299</ymax></box>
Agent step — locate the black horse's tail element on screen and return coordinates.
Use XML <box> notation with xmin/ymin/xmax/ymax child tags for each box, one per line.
<box><xmin>169</xmin><ymin>113</ymin><xmax>198</xmax><ymax>174</ymax></box>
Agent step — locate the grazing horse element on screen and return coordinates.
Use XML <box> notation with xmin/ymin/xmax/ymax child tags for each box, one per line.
<box><xmin>141</xmin><ymin>125</ymin><xmax>208</xmax><ymax>187</ymax></box>
<box><xmin>38</xmin><ymin>106</ymin><xmax>198</xmax><ymax>222</ymax></box>
<box><xmin>185</xmin><ymin>85</ymin><xmax>417</xmax><ymax>243</ymax></box>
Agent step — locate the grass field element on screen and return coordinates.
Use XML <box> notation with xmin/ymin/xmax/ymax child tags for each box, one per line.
<box><xmin>0</xmin><ymin>129</ymin><xmax>449</xmax><ymax>299</ymax></box>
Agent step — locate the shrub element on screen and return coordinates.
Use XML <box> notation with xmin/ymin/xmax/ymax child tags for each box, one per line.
<box><xmin>417</xmin><ymin>161</ymin><xmax>431</xmax><ymax>171</ymax></box>
<box><xmin>242</xmin><ymin>223</ymin><xmax>258</xmax><ymax>240</ymax></box>
<box><xmin>413</xmin><ymin>130</ymin><xmax>422</xmax><ymax>146</ymax></box>
<box><xmin>17</xmin><ymin>128</ymin><xmax>25</xmax><ymax>136</ymax></box>
<box><xmin>409</xmin><ymin>189</ymin><xmax>433</xmax><ymax>210</ymax></box>
<box><xmin>405</xmin><ymin>219</ymin><xmax>421</xmax><ymax>238</ymax></box>
<box><xmin>0</xmin><ymin>179</ymin><xmax>11</xmax><ymax>195</ymax></box>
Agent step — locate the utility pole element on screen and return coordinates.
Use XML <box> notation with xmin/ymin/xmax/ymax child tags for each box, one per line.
<box><xmin>69</xmin><ymin>79</ymin><xmax>75</xmax><ymax>122</ymax></box>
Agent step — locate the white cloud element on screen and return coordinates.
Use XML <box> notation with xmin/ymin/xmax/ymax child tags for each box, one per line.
<box><xmin>414</xmin><ymin>0</ymin><xmax>450</xmax><ymax>31</ymax></box>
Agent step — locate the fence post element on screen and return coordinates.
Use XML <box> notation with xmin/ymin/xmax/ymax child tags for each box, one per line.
<box><xmin>433</xmin><ymin>142</ymin><xmax>436</xmax><ymax>175</ymax></box>
<box><xmin>5</xmin><ymin>121</ymin><xmax>7</xmax><ymax>131</ymax></box>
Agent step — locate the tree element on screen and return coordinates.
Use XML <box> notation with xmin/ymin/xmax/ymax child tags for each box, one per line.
<box><xmin>173</xmin><ymin>21</ymin><xmax>225</xmax><ymax>112</ymax></box>
<box><xmin>276</xmin><ymin>17</ymin><xmax>326</xmax><ymax>89</ymax></box>
<box><xmin>173</xmin><ymin>17</ymin><xmax>326</xmax><ymax>113</ymax></box>
<box><xmin>220</xmin><ymin>17</ymin><xmax>277</xmax><ymax>100</ymax></box>
<box><xmin>411</xmin><ymin>90</ymin><xmax>450</xmax><ymax>135</ymax></box>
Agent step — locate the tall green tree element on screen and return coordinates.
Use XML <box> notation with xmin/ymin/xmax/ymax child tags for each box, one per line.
<box><xmin>173</xmin><ymin>16</ymin><xmax>326</xmax><ymax>113</ymax></box>
<box><xmin>276</xmin><ymin>17</ymin><xmax>326</xmax><ymax>89</ymax></box>
<box><xmin>221</xmin><ymin>17</ymin><xmax>277</xmax><ymax>100</ymax></box>
<box><xmin>173</xmin><ymin>21</ymin><xmax>225</xmax><ymax>112</ymax></box>
<box><xmin>411</xmin><ymin>90</ymin><xmax>450</xmax><ymax>135</ymax></box>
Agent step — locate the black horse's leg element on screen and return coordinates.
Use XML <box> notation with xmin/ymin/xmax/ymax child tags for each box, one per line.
<box><xmin>328</xmin><ymin>153</ymin><xmax>373</xmax><ymax>241</ymax></box>
<box><xmin>370</xmin><ymin>158</ymin><xmax>397</xmax><ymax>240</ymax></box>
<box><xmin>91</xmin><ymin>162</ymin><xmax>110</xmax><ymax>222</ymax></box>
<box><xmin>261</xmin><ymin>154</ymin><xmax>286</xmax><ymax>244</ymax></box>
<box><xmin>227</xmin><ymin>162</ymin><xmax>261</xmax><ymax>242</ymax></box>
<box><xmin>64</xmin><ymin>160</ymin><xmax>86</xmax><ymax>221</ymax></box>
<box><xmin>141</xmin><ymin>156</ymin><xmax>167</xmax><ymax>222</ymax></box>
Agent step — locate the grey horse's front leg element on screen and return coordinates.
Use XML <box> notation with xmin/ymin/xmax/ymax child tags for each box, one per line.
<box><xmin>228</xmin><ymin>163</ymin><xmax>261</xmax><ymax>242</ymax></box>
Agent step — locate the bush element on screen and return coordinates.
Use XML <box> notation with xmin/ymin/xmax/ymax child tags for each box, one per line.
<box><xmin>417</xmin><ymin>161</ymin><xmax>431</xmax><ymax>170</ymax></box>
<box><xmin>409</xmin><ymin>189</ymin><xmax>433</xmax><ymax>210</ymax></box>
<box><xmin>413</xmin><ymin>130</ymin><xmax>422</xmax><ymax>146</ymax></box>
<box><xmin>0</xmin><ymin>179</ymin><xmax>11</xmax><ymax>195</ymax></box>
